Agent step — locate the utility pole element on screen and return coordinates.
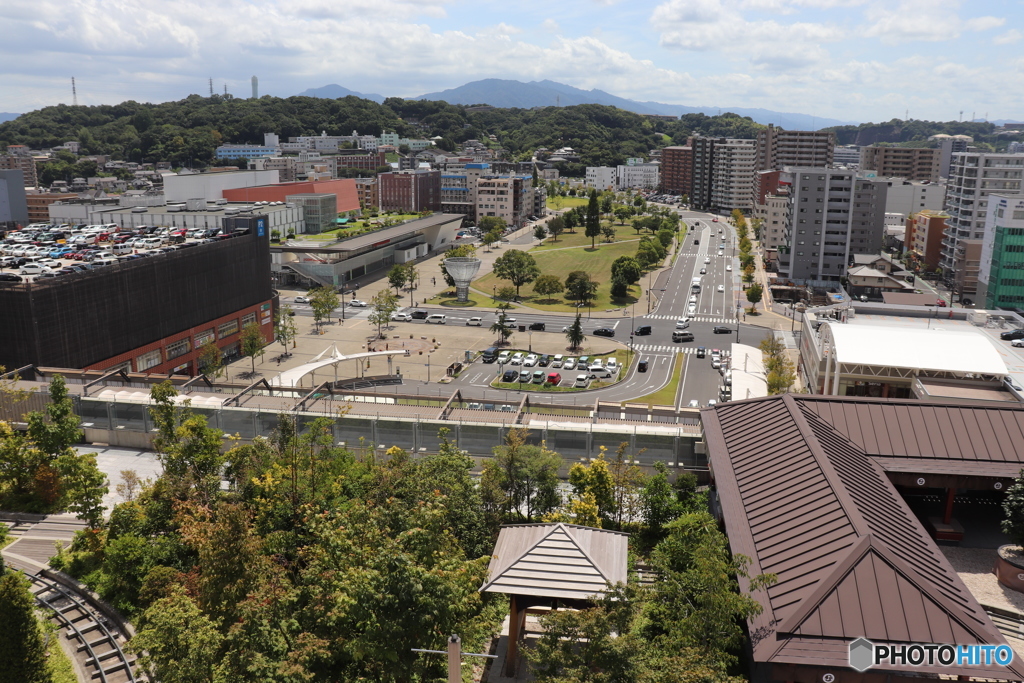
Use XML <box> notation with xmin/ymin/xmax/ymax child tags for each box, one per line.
<box><xmin>71</xmin><ymin>77</ymin><xmax>77</xmax><ymax>106</ymax></box>
<box><xmin>412</xmin><ymin>634</ymin><xmax>497</xmax><ymax>683</ymax></box>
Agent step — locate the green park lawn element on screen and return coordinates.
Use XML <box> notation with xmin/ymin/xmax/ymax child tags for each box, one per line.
<box><xmin>473</xmin><ymin>237</ymin><xmax>648</xmax><ymax>313</ymax></box>
<box><xmin>546</xmin><ymin>196</ymin><xmax>589</xmax><ymax>211</ymax></box>
<box><xmin>533</xmin><ymin>220</ymin><xmax>644</xmax><ymax>251</ymax></box>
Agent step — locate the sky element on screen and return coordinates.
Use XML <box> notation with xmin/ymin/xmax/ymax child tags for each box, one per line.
<box><xmin>1</xmin><ymin>0</ymin><xmax>1021</xmax><ymax>124</ymax></box>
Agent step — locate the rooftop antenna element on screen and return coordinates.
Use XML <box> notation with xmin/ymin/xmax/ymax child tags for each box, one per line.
<box><xmin>972</xmin><ymin>111</ymin><xmax>975</xmax><ymax>122</ymax></box>
<box><xmin>224</xmin><ymin>83</ymin><xmax>228</xmax><ymax>96</ymax></box>
<box><xmin>905</xmin><ymin>108</ymin><xmax>908</xmax><ymax>121</ymax></box>
<box><xmin>959</xmin><ymin>110</ymin><xmax>963</xmax><ymax>121</ymax></box>
<box><xmin>209</xmin><ymin>78</ymin><xmax>214</xmax><ymax>96</ymax></box>
<box><xmin>72</xmin><ymin>77</ymin><xmax>78</xmax><ymax>106</ymax></box>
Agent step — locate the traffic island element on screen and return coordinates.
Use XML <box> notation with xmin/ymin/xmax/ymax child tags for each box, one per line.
<box><xmin>488</xmin><ymin>349</ymin><xmax>633</xmax><ymax>392</ymax></box>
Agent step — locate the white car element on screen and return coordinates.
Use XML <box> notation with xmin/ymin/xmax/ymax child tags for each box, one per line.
<box><xmin>509</xmin><ymin>352</ymin><xmax>525</xmax><ymax>365</ymax></box>
<box><xmin>687</xmin><ymin>399</ymin><xmax>700</xmax><ymax>408</ymax></box>
<box><xmin>717</xmin><ymin>284</ymin><xmax>725</xmax><ymax>292</ymax></box>
<box><xmin>524</xmin><ymin>354</ymin><xmax>539</xmax><ymax>367</ymax></box>
<box><xmin>466</xmin><ymin>316</ymin><xmax>482</xmax><ymax>326</ymax></box>
<box><xmin>392</xmin><ymin>312</ymin><xmax>412</xmax><ymax>322</ymax></box>
<box><xmin>503</xmin><ymin>317</ymin><xmax>517</xmax><ymax>325</ymax></box>
<box><xmin>563</xmin><ymin>358</ymin><xmax>577</xmax><ymax>370</ymax></box>
<box><xmin>574</xmin><ymin>374</ymin><xmax>590</xmax><ymax>388</ymax></box>
<box><xmin>37</xmin><ymin>259</ymin><xmax>62</xmax><ymax>270</ymax></box>
<box><xmin>497</xmin><ymin>351</ymin><xmax>511</xmax><ymax>364</ymax></box>
<box><xmin>20</xmin><ymin>263</ymin><xmax>52</xmax><ymax>276</ymax></box>
<box><xmin>675</xmin><ymin>318</ymin><xmax>690</xmax><ymax>329</ymax></box>
<box><xmin>726</xmin><ymin>265</ymin><xmax>732</xmax><ymax>272</ymax></box>
<box><xmin>551</xmin><ymin>354</ymin><xmax>564</xmax><ymax>368</ymax></box>
<box><xmin>348</xmin><ymin>299</ymin><xmax>367</xmax><ymax>307</ymax></box>
<box><xmin>294</xmin><ymin>295</ymin><xmax>309</xmax><ymax>304</ymax></box>
<box><xmin>705</xmin><ymin>257</ymin><xmax>711</xmax><ymax>263</ymax></box>
<box><xmin>687</xmin><ymin>304</ymin><xmax>697</xmax><ymax>315</ymax></box>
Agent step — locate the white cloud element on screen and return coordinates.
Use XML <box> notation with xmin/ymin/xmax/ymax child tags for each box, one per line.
<box><xmin>964</xmin><ymin>16</ymin><xmax>1005</xmax><ymax>32</ymax></box>
<box><xmin>542</xmin><ymin>18</ymin><xmax>561</xmax><ymax>32</ymax></box>
<box><xmin>995</xmin><ymin>29</ymin><xmax>1022</xmax><ymax>45</ymax></box>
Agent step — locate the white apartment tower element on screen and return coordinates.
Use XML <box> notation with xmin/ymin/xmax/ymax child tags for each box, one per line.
<box><xmin>941</xmin><ymin>151</ymin><xmax>1024</xmax><ymax>274</ymax></box>
<box><xmin>711</xmin><ymin>139</ymin><xmax>756</xmax><ymax>211</ymax></box>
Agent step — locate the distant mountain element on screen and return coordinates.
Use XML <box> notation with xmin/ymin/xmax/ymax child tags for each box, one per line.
<box><xmin>296</xmin><ymin>84</ymin><xmax>385</xmax><ymax>103</ymax></box>
<box><xmin>0</xmin><ymin>113</ymin><xmax>19</xmax><ymax>123</ymax></box>
<box><xmin>411</xmin><ymin>79</ymin><xmax>855</xmax><ymax>130</ymax></box>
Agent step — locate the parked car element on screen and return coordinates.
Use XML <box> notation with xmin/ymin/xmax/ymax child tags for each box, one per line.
<box><xmin>593</xmin><ymin>328</ymin><xmax>615</xmax><ymax>337</ymax></box>
<box><xmin>509</xmin><ymin>352</ymin><xmax>525</xmax><ymax>365</ymax></box>
<box><xmin>563</xmin><ymin>357</ymin><xmax>577</xmax><ymax>370</ymax></box>
<box><xmin>497</xmin><ymin>350</ymin><xmax>511</xmax><ymax>364</ymax></box>
<box><xmin>524</xmin><ymin>354</ymin><xmax>539</xmax><ymax>367</ymax></box>
<box><xmin>1001</xmin><ymin>329</ymin><xmax>1024</xmax><ymax>341</ymax></box>
<box><xmin>551</xmin><ymin>354</ymin><xmax>564</xmax><ymax>368</ymax></box>
<box><xmin>519</xmin><ymin>370</ymin><xmax>531</xmax><ymax>383</ymax></box>
<box><xmin>502</xmin><ymin>370</ymin><xmax>518</xmax><ymax>382</ymax></box>
<box><xmin>547</xmin><ymin>372</ymin><xmax>562</xmax><ymax>385</ymax></box>
<box><xmin>577</xmin><ymin>356</ymin><xmax>590</xmax><ymax>370</ymax></box>
<box><xmin>0</xmin><ymin>273</ymin><xmax>22</xmax><ymax>282</ymax></box>
<box><xmin>532</xmin><ymin>370</ymin><xmax>545</xmax><ymax>383</ymax></box>
<box><xmin>1013</xmin><ymin>339</ymin><xmax>1024</xmax><ymax>348</ymax></box>
<box><xmin>19</xmin><ymin>263</ymin><xmax>52</xmax><ymax>276</ymax></box>
<box><xmin>574</xmin><ymin>374</ymin><xmax>590</xmax><ymax>387</ymax></box>
<box><xmin>538</xmin><ymin>354</ymin><xmax>550</xmax><ymax>367</ymax></box>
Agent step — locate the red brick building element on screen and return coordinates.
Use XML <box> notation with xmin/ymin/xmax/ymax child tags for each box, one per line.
<box><xmin>660</xmin><ymin>144</ymin><xmax>693</xmax><ymax>196</ymax></box>
<box><xmin>378</xmin><ymin>170</ymin><xmax>441</xmax><ymax>212</ymax></box>
<box><xmin>222</xmin><ymin>179</ymin><xmax>360</xmax><ymax>212</ymax></box>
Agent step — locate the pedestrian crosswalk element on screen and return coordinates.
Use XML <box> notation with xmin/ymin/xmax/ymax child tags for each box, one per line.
<box><xmin>642</xmin><ymin>314</ymin><xmax>737</xmax><ymax>323</ymax></box>
<box><xmin>630</xmin><ymin>344</ymin><xmax>729</xmax><ymax>355</ymax></box>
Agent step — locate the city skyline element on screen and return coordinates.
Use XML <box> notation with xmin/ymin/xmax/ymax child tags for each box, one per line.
<box><xmin>1</xmin><ymin>0</ymin><xmax>1021</xmax><ymax>123</ymax></box>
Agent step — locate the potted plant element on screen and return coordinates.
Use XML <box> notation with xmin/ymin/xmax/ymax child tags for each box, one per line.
<box><xmin>997</xmin><ymin>471</ymin><xmax>1024</xmax><ymax>592</ymax></box>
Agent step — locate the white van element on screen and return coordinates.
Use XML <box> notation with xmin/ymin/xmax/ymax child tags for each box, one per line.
<box><xmin>109</xmin><ymin>243</ymin><xmax>132</xmax><ymax>255</ymax></box>
<box><xmin>139</xmin><ymin>238</ymin><xmax>163</xmax><ymax>249</ymax></box>
<box><xmin>425</xmin><ymin>314</ymin><xmax>447</xmax><ymax>324</ymax></box>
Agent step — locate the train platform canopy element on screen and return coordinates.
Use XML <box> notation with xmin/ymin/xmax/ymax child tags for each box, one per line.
<box><xmin>701</xmin><ymin>394</ymin><xmax>1024</xmax><ymax>683</ymax></box>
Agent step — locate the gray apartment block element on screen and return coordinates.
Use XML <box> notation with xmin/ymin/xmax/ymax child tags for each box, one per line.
<box><xmin>778</xmin><ymin>168</ymin><xmax>887</xmax><ymax>282</ymax></box>
<box><xmin>690</xmin><ymin>137</ymin><xmax>717</xmax><ymax>211</ymax></box>
<box><xmin>0</xmin><ymin>168</ymin><xmax>29</xmax><ymax>227</ymax></box>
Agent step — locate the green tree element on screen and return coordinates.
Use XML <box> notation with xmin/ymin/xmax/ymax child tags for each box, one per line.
<box><xmin>149</xmin><ymin>382</ymin><xmax>225</xmax><ymax>505</ymax></box>
<box><xmin>491</xmin><ymin>304</ymin><xmax>514</xmax><ymax>345</ymax></box>
<box><xmin>585</xmin><ymin>189</ymin><xmax>601</xmax><ymax>248</ymax></box>
<box><xmin>480</xmin><ymin>429</ymin><xmax>562</xmax><ymax>524</ymax></box>
<box><xmin>759</xmin><ymin>333</ymin><xmax>796</xmax><ymax>395</ymax></box>
<box><xmin>533</xmin><ymin>224</ymin><xmax>547</xmax><ymax>241</ymax></box>
<box><xmin>656</xmin><ymin>227</ymin><xmax>674</xmax><ymax>248</ymax></box>
<box><xmin>492</xmin><ymin>249</ymin><xmax>540</xmax><ymax>297</ymax></box>
<box><xmin>641</xmin><ymin>462</ymin><xmax>683</xmax><ymax>540</ymax></box>
<box><xmin>610</xmin><ymin>274</ymin><xmax>629</xmax><ymax>299</ymax></box>
<box><xmin>563</xmin><ymin>209</ymin><xmax>578</xmax><ymax>233</ymax></box>
<box><xmin>569</xmin><ymin>455</ymin><xmax>616</xmax><ymax>523</ymax></box>
<box><xmin>496</xmin><ymin>285</ymin><xmax>518</xmax><ymax>302</ymax></box>
<box><xmin>198</xmin><ymin>340</ymin><xmax>223</xmax><ymax>379</ymax></box>
<box><xmin>130</xmin><ymin>586</ymin><xmax>224</xmax><ymax>683</ymax></box>
<box><xmin>532</xmin><ymin>274</ymin><xmax>565</xmax><ymax>300</ymax></box>
<box><xmin>611</xmin><ymin>255</ymin><xmax>642</xmax><ymax>285</ymax></box>
<box><xmin>53</xmin><ymin>450</ymin><xmax>107</xmax><ymax>528</ymax></box>
<box><xmin>565</xmin><ymin>313</ymin><xmax>585</xmax><ymax>351</ymax></box>
<box><xmin>565</xmin><ymin>271</ymin><xmax>597</xmax><ymax>305</ymax></box>
<box><xmin>746</xmin><ymin>283</ymin><xmax>763</xmax><ymax>313</ymax></box>
<box><xmin>614</xmin><ymin>206</ymin><xmax>632</xmax><ymax>224</ymax></box>
<box><xmin>600</xmin><ymin>194</ymin><xmax>613</xmax><ymax>215</ymax></box>
<box><xmin>478</xmin><ymin>216</ymin><xmax>507</xmax><ymax>234</ymax></box>
<box><xmin>601</xmin><ymin>224</ymin><xmax>617</xmax><ymax>242</ymax></box>
<box><xmin>0</xmin><ymin>571</ymin><xmax>52</xmax><ymax>683</ymax></box>
<box><xmin>308</xmin><ymin>286</ymin><xmax>339</xmax><ymax>330</ymax></box>
<box><xmin>546</xmin><ymin>216</ymin><xmax>564</xmax><ymax>242</ymax></box>
<box><xmin>368</xmin><ymin>289</ymin><xmax>400</xmax><ymax>339</ymax></box>
<box><xmin>26</xmin><ymin>374</ymin><xmax>81</xmax><ymax>459</ymax></box>
<box><xmin>239</xmin><ymin>322</ymin><xmax>265</xmax><ymax>375</ymax></box>
<box><xmin>387</xmin><ymin>263</ymin><xmax>410</xmax><ymax>294</ymax></box>
<box><xmin>273</xmin><ymin>305</ymin><xmax>297</xmax><ymax>354</ymax></box>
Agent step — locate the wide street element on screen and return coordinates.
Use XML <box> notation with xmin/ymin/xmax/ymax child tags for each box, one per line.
<box><xmin>279</xmin><ymin>208</ymin><xmax>763</xmax><ymax>407</ymax></box>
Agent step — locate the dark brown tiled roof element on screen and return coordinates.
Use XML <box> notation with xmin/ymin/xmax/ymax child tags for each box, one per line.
<box><xmin>703</xmin><ymin>394</ymin><xmax>1024</xmax><ymax>680</ymax></box>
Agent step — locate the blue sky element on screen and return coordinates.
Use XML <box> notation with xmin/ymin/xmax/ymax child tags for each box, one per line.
<box><xmin>1</xmin><ymin>0</ymin><xmax>1021</xmax><ymax>123</ymax></box>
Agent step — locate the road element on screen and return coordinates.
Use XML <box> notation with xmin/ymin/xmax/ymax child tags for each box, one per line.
<box><xmin>280</xmin><ymin>209</ymin><xmax>760</xmax><ymax>406</ymax></box>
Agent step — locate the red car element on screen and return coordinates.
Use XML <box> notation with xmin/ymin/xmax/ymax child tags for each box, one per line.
<box><xmin>97</xmin><ymin>232</ymin><xmax>112</xmax><ymax>242</ymax></box>
<box><xmin>113</xmin><ymin>234</ymin><xmax>132</xmax><ymax>244</ymax></box>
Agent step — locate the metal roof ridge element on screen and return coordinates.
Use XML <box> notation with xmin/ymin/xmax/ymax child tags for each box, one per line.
<box><xmin>480</xmin><ymin>523</ymin><xmax>607</xmax><ymax>594</ymax></box>
<box><xmin>787</xmin><ymin>395</ymin><xmax>873</xmax><ymax>538</ymax></box>
<box><xmin>775</xmin><ymin>534</ymin><xmax>1020</xmax><ymax>673</ymax></box>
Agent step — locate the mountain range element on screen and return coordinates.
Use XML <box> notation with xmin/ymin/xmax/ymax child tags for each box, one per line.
<box><xmin>296</xmin><ymin>84</ymin><xmax>385</xmax><ymax>103</ymax></box>
<box><xmin>298</xmin><ymin>78</ymin><xmax>854</xmax><ymax>129</ymax></box>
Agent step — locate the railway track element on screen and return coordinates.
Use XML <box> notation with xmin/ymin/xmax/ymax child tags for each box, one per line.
<box><xmin>24</xmin><ymin>571</ymin><xmax>138</xmax><ymax>683</ymax></box>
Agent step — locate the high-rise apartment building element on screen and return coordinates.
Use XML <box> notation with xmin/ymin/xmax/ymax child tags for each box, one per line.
<box><xmin>930</xmin><ymin>134</ymin><xmax>972</xmax><ymax>179</ymax></box>
<box><xmin>0</xmin><ymin>169</ymin><xmax>29</xmax><ymax>227</ymax></box>
<box><xmin>941</xmin><ymin>152</ymin><xmax>1024</xmax><ymax>276</ymax></box>
<box><xmin>754</xmin><ymin>192</ymin><xmax>790</xmax><ymax>251</ymax></box>
<box><xmin>979</xmin><ymin>194</ymin><xmax>1024</xmax><ymax>309</ymax></box>
<box><xmin>711</xmin><ymin>139</ymin><xmax>756</xmax><ymax>211</ymax></box>
<box><xmin>475</xmin><ymin>175</ymin><xmax>531</xmax><ymax>228</ymax></box>
<box><xmin>690</xmin><ymin>138</ymin><xmax>717</xmax><ymax>211</ymax></box>
<box><xmin>777</xmin><ymin>168</ymin><xmax>887</xmax><ymax>282</ymax></box>
<box><xmin>860</xmin><ymin>146</ymin><xmax>940</xmax><ymax>182</ymax></box>
<box><xmin>755</xmin><ymin>125</ymin><xmax>834</xmax><ymax>172</ymax></box>
<box><xmin>440</xmin><ymin>163</ymin><xmax>490</xmax><ymax>217</ymax></box>
<box><xmin>0</xmin><ymin>154</ymin><xmax>38</xmax><ymax>188</ymax></box>
<box><xmin>833</xmin><ymin>145</ymin><xmax>861</xmax><ymax>167</ymax></box>
<box><xmin>660</xmin><ymin>144</ymin><xmax>693</xmax><ymax>196</ymax></box>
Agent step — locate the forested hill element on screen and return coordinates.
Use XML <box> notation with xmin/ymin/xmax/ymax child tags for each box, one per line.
<box><xmin>825</xmin><ymin>118</ymin><xmax>1018</xmax><ymax>147</ymax></box>
<box><xmin>0</xmin><ymin>93</ymin><xmax>765</xmax><ymax>170</ymax></box>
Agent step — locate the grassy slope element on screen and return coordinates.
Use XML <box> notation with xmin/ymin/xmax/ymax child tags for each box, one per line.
<box><xmin>633</xmin><ymin>352</ymin><xmax>684</xmax><ymax>406</ymax></box>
